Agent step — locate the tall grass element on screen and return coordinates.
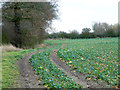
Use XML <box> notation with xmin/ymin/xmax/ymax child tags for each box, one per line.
<box><xmin>1</xmin><ymin>44</ymin><xmax>23</xmax><ymax>52</ymax></box>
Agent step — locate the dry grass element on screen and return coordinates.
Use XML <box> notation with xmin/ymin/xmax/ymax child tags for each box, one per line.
<box><xmin>36</xmin><ymin>43</ymin><xmax>48</xmax><ymax>48</ymax></box>
<box><xmin>1</xmin><ymin>44</ymin><xmax>23</xmax><ymax>52</ymax></box>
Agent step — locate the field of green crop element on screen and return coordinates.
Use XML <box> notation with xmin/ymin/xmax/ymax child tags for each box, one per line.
<box><xmin>2</xmin><ymin>38</ymin><xmax>118</xmax><ymax>88</ymax></box>
<box><xmin>56</xmin><ymin>38</ymin><xmax>119</xmax><ymax>87</ymax></box>
<box><xmin>29</xmin><ymin>38</ymin><xmax>119</xmax><ymax>88</ymax></box>
<box><xmin>30</xmin><ymin>44</ymin><xmax>82</xmax><ymax>88</ymax></box>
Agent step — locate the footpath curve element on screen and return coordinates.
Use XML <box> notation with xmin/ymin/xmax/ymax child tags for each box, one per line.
<box><xmin>17</xmin><ymin>50</ymin><xmax>44</xmax><ymax>88</ymax></box>
<box><xmin>17</xmin><ymin>44</ymin><xmax>57</xmax><ymax>88</ymax></box>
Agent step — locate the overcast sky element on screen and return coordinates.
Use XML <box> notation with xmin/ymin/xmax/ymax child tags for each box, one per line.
<box><xmin>51</xmin><ymin>0</ymin><xmax>119</xmax><ymax>33</ymax></box>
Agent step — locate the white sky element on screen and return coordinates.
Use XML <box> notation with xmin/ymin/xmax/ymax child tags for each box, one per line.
<box><xmin>51</xmin><ymin>0</ymin><xmax>119</xmax><ymax>33</ymax></box>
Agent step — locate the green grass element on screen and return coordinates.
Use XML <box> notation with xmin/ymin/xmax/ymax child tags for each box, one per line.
<box><xmin>2</xmin><ymin>51</ymin><xmax>21</xmax><ymax>88</ymax></box>
<box><xmin>2</xmin><ymin>48</ymin><xmax>39</xmax><ymax>88</ymax></box>
<box><xmin>2</xmin><ymin>51</ymin><xmax>27</xmax><ymax>88</ymax></box>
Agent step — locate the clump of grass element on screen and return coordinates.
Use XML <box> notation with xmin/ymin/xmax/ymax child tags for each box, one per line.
<box><xmin>1</xmin><ymin>44</ymin><xmax>22</xmax><ymax>52</ymax></box>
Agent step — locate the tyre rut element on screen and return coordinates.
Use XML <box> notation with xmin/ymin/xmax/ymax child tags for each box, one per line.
<box><xmin>17</xmin><ymin>50</ymin><xmax>44</xmax><ymax>88</ymax></box>
<box><xmin>17</xmin><ymin>44</ymin><xmax>57</xmax><ymax>88</ymax></box>
<box><xmin>50</xmin><ymin>44</ymin><xmax>110</xmax><ymax>89</ymax></box>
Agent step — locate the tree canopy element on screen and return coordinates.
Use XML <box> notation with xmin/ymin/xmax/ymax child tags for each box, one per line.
<box><xmin>2</xmin><ymin>1</ymin><xmax>58</xmax><ymax>48</ymax></box>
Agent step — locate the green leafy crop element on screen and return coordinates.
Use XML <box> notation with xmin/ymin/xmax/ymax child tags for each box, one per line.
<box><xmin>57</xmin><ymin>38</ymin><xmax>119</xmax><ymax>88</ymax></box>
<box><xmin>29</xmin><ymin>48</ymin><xmax>82</xmax><ymax>88</ymax></box>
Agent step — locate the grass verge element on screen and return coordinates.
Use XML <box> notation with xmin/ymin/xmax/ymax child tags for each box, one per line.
<box><xmin>2</xmin><ymin>50</ymin><xmax>30</xmax><ymax>88</ymax></box>
<box><xmin>1</xmin><ymin>43</ymin><xmax>54</xmax><ymax>88</ymax></box>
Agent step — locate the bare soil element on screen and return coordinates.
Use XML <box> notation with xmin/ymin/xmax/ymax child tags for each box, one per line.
<box><xmin>17</xmin><ymin>50</ymin><xmax>44</xmax><ymax>88</ymax></box>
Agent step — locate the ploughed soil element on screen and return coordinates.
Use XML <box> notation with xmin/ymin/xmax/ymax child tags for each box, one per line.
<box><xmin>17</xmin><ymin>44</ymin><xmax>114</xmax><ymax>89</ymax></box>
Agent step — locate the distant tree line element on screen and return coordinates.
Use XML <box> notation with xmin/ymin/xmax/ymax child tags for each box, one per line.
<box><xmin>47</xmin><ymin>22</ymin><xmax>118</xmax><ymax>39</ymax></box>
<box><xmin>2</xmin><ymin>2</ymin><xmax>58</xmax><ymax>48</ymax></box>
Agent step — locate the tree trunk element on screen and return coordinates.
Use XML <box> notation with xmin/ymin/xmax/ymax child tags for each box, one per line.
<box><xmin>14</xmin><ymin>3</ymin><xmax>22</xmax><ymax>48</ymax></box>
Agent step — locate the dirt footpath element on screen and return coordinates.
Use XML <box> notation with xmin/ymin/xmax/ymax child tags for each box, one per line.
<box><xmin>17</xmin><ymin>50</ymin><xmax>44</xmax><ymax>88</ymax></box>
<box><xmin>17</xmin><ymin>44</ymin><xmax>58</xmax><ymax>88</ymax></box>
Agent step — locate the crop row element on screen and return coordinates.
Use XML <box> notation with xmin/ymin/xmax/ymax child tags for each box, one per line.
<box><xmin>57</xmin><ymin>46</ymin><xmax>119</xmax><ymax>88</ymax></box>
<box><xmin>29</xmin><ymin>49</ymin><xmax>82</xmax><ymax>88</ymax></box>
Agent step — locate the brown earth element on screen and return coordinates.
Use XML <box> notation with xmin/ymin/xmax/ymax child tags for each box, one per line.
<box><xmin>17</xmin><ymin>50</ymin><xmax>44</xmax><ymax>88</ymax></box>
<box><xmin>17</xmin><ymin>44</ymin><xmax>57</xmax><ymax>88</ymax></box>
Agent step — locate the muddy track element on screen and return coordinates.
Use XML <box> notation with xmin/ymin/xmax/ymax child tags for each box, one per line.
<box><xmin>17</xmin><ymin>44</ymin><xmax>57</xmax><ymax>88</ymax></box>
<box><xmin>17</xmin><ymin>50</ymin><xmax>44</xmax><ymax>88</ymax></box>
<box><xmin>50</xmin><ymin>44</ymin><xmax>110</xmax><ymax>89</ymax></box>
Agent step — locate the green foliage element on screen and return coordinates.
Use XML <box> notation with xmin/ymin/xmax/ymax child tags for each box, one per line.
<box><xmin>29</xmin><ymin>46</ymin><xmax>82</xmax><ymax>88</ymax></box>
<box><xmin>105</xmin><ymin>28</ymin><xmax>117</xmax><ymax>37</ymax></box>
<box><xmin>47</xmin><ymin>30</ymin><xmax>80</xmax><ymax>39</ymax></box>
<box><xmin>56</xmin><ymin>38</ymin><xmax>119</xmax><ymax>87</ymax></box>
<box><xmin>82</xmin><ymin>28</ymin><xmax>91</xmax><ymax>33</ymax></box>
<box><xmin>80</xmin><ymin>28</ymin><xmax>97</xmax><ymax>38</ymax></box>
<box><xmin>80</xmin><ymin>32</ymin><xmax>97</xmax><ymax>38</ymax></box>
<box><xmin>2</xmin><ymin>49</ymin><xmax>36</xmax><ymax>88</ymax></box>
